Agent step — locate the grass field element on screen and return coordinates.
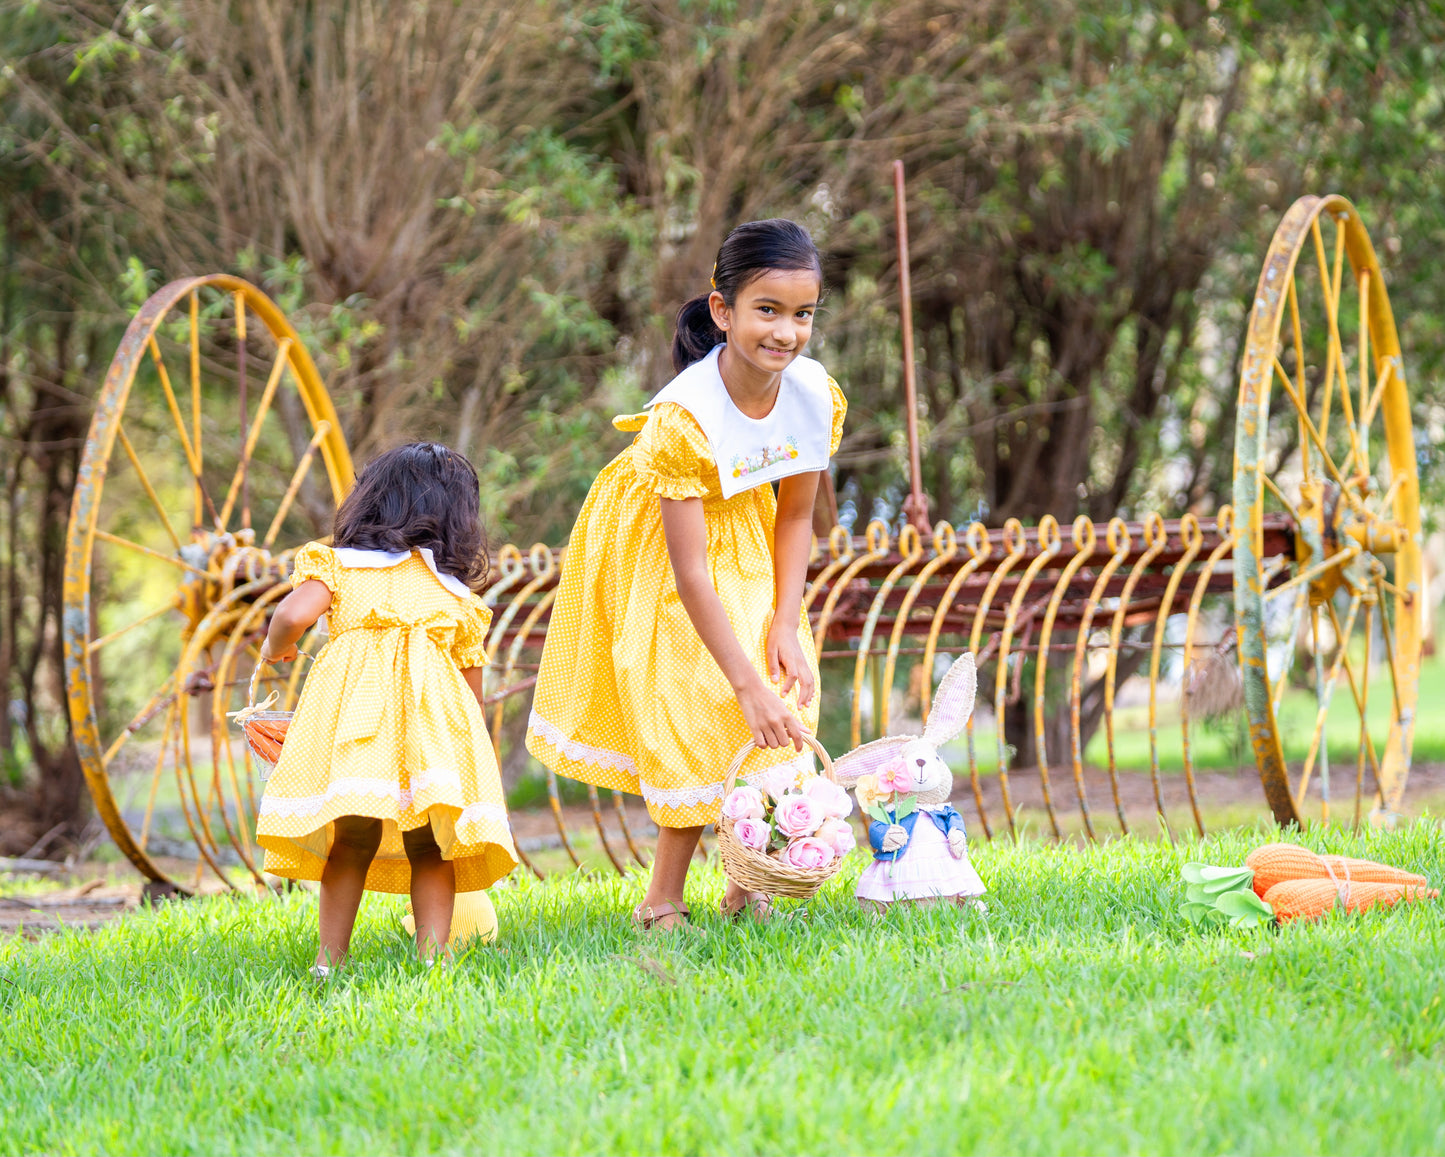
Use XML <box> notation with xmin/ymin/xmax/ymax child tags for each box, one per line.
<box><xmin>3</xmin><ymin>824</ymin><xmax>1444</xmax><ymax>1155</ymax></box>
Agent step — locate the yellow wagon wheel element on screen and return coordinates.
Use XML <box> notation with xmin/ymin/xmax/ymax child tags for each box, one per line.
<box><xmin>63</xmin><ymin>276</ymin><xmax>353</xmax><ymax>889</ymax></box>
<box><xmin>1234</xmin><ymin>195</ymin><xmax>1422</xmax><ymax>827</ymax></box>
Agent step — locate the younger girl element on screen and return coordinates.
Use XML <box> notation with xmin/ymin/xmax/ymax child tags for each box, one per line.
<box><xmin>256</xmin><ymin>442</ymin><xmax>517</xmax><ymax>970</ymax></box>
<box><xmin>527</xmin><ymin>219</ymin><xmax>845</xmax><ymax>929</ymax></box>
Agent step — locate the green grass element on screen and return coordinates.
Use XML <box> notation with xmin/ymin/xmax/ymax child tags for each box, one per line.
<box><xmin>3</xmin><ymin>825</ymin><xmax>1445</xmax><ymax>1155</ymax></box>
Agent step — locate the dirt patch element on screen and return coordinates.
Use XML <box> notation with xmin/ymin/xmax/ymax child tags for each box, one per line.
<box><xmin>0</xmin><ymin>878</ymin><xmax>143</xmax><ymax>938</ymax></box>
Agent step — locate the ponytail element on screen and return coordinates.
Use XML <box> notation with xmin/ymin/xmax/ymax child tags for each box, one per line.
<box><xmin>670</xmin><ymin>218</ymin><xmax>823</xmax><ymax>373</ymax></box>
<box><xmin>671</xmin><ymin>295</ymin><xmax>725</xmax><ymax>374</ymax></box>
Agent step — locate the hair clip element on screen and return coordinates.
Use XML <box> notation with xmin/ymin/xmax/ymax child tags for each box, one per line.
<box><xmin>710</xmin><ymin>262</ymin><xmax>718</xmax><ymax>290</ymax></box>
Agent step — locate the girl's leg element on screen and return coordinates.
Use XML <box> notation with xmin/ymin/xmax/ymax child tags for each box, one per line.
<box><xmin>640</xmin><ymin>824</ymin><xmax>703</xmax><ymax>927</ymax></box>
<box><xmin>640</xmin><ymin>825</ymin><xmax>764</xmax><ymax>925</ymax></box>
<box><xmin>317</xmin><ymin>815</ymin><xmax>383</xmax><ymax>967</ymax></box>
<box><xmin>403</xmin><ymin>820</ymin><xmax>455</xmax><ymax>960</ymax></box>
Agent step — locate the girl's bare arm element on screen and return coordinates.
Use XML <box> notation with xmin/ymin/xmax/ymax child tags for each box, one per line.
<box><xmin>260</xmin><ymin>579</ymin><xmax>332</xmax><ymax>662</ymax></box>
<box><xmin>767</xmin><ymin>472</ymin><xmax>821</xmax><ymax>706</ymax></box>
<box><xmin>660</xmin><ymin>496</ymin><xmax>805</xmax><ymax>751</ymax></box>
<box><xmin>461</xmin><ymin>666</ymin><xmax>486</xmax><ymax>711</ymax></box>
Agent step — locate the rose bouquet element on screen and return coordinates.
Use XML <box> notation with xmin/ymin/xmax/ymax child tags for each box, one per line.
<box><xmin>852</xmin><ymin>756</ymin><xmax>919</xmax><ymax>875</ymax></box>
<box><xmin>715</xmin><ymin>740</ymin><xmax>856</xmax><ymax>898</ymax></box>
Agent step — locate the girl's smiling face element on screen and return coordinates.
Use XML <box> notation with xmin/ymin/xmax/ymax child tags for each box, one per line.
<box><xmin>709</xmin><ymin>267</ymin><xmax>821</xmax><ymax>379</ymax></box>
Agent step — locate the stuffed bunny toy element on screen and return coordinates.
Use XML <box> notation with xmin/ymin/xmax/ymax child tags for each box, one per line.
<box><xmin>834</xmin><ymin>653</ymin><xmax>986</xmax><ymax>908</ymax></box>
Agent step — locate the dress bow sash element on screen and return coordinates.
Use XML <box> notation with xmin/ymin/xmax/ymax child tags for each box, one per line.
<box><xmin>333</xmin><ymin>609</ymin><xmax>455</xmax><ymax>745</ymax></box>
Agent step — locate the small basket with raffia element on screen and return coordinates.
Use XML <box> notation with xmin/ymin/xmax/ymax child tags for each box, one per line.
<box><xmin>228</xmin><ymin>661</ymin><xmax>297</xmax><ymax>781</ymax></box>
<box><xmin>714</xmin><ymin>732</ymin><xmax>853</xmax><ymax>901</ymax></box>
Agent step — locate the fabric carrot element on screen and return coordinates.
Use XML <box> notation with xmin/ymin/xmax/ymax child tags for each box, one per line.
<box><xmin>1245</xmin><ymin>843</ymin><xmax>1327</xmax><ymax>897</ymax></box>
<box><xmin>1262</xmin><ymin>878</ymin><xmax>1439</xmax><ymax>924</ymax></box>
<box><xmin>242</xmin><ymin>717</ymin><xmax>289</xmax><ymax>764</ymax></box>
<box><xmin>1318</xmin><ymin>855</ymin><xmax>1428</xmax><ymax>888</ymax></box>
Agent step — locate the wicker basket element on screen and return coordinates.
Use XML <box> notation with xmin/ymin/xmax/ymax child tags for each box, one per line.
<box><xmin>229</xmin><ymin>662</ymin><xmax>294</xmax><ymax>781</ymax></box>
<box><xmin>715</xmin><ymin>731</ymin><xmax>846</xmax><ymax>901</ymax></box>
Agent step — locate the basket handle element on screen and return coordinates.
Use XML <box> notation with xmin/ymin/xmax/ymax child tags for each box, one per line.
<box><xmin>247</xmin><ymin>661</ymin><xmax>270</xmax><ymax>710</ymax></box>
<box><xmin>246</xmin><ymin>648</ymin><xmax>315</xmax><ymax>706</ymax></box>
<box><xmin>231</xmin><ymin>650</ymin><xmax>311</xmax><ymax>723</ymax></box>
<box><xmin>721</xmin><ymin>731</ymin><xmax>835</xmax><ymax>794</ymax></box>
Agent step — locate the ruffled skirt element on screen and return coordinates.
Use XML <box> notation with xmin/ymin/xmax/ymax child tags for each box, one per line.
<box><xmin>856</xmin><ymin>815</ymin><xmax>986</xmax><ymax>903</ymax></box>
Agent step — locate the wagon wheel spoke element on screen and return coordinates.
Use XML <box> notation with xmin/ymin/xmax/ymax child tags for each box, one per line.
<box><xmin>218</xmin><ymin>337</ymin><xmax>293</xmax><ymax>533</ymax></box>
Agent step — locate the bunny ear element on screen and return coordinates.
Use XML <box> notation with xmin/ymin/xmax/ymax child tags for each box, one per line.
<box><xmin>831</xmin><ymin>735</ymin><xmax>908</xmax><ymax>785</ymax></box>
<box><xmin>923</xmin><ymin>653</ymin><xmax>977</xmax><ymax>747</ymax></box>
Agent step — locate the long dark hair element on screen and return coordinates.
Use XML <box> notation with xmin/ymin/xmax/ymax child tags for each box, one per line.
<box><xmin>332</xmin><ymin>442</ymin><xmax>489</xmax><ymax>591</ymax></box>
<box><xmin>671</xmin><ymin>218</ymin><xmax>823</xmax><ymax>373</ymax></box>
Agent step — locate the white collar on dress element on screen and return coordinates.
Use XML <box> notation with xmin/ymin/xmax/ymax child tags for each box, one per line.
<box><xmin>645</xmin><ymin>345</ymin><xmax>834</xmax><ymax>499</ymax></box>
<box><xmin>331</xmin><ymin>546</ymin><xmax>472</xmax><ymax>601</ymax></box>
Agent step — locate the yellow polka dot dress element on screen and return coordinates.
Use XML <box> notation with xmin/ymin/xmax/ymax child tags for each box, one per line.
<box><xmin>526</xmin><ymin>380</ymin><xmax>847</xmax><ymax>828</ymax></box>
<box><xmin>256</xmin><ymin>544</ymin><xmax>517</xmax><ymax>893</ymax></box>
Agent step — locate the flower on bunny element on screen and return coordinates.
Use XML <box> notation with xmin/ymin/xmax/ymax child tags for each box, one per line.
<box><xmin>853</xmin><ymin>773</ymin><xmax>891</xmax><ymax>814</ymax></box>
<box><xmin>877</xmin><ymin>756</ymin><xmax>916</xmax><ymax>796</ymax></box>
<box><xmin>891</xmin><ymin>762</ymin><xmax>917</xmax><ymax>795</ymax></box>
<box><xmin>773</xmin><ymin>793</ymin><xmax>823</xmax><ymax>838</ymax></box>
<box><xmin>731</xmin><ymin>817</ymin><xmax>771</xmax><ymax>851</ymax></box>
<box><xmin>753</xmin><ymin>762</ymin><xmax>800</xmax><ymax>803</ymax></box>
<box><xmin>803</xmin><ymin>776</ymin><xmax>852</xmax><ymax>819</ymax></box>
<box><xmin>722</xmin><ymin>785</ymin><xmax>765</xmax><ymax>821</ymax></box>
<box><xmin>779</xmin><ymin>836</ymin><xmax>834</xmax><ymax>871</ymax></box>
<box><xmin>815</xmin><ymin>817</ymin><xmax>856</xmax><ymax>858</ymax></box>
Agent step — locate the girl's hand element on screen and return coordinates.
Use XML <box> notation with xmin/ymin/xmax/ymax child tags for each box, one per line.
<box><xmin>766</xmin><ymin>620</ymin><xmax>816</xmax><ymax>708</ymax></box>
<box><xmin>260</xmin><ymin>635</ymin><xmax>297</xmax><ymax>664</ymax></box>
<box><xmin>736</xmin><ymin>678</ymin><xmax>806</xmax><ymax>752</ymax></box>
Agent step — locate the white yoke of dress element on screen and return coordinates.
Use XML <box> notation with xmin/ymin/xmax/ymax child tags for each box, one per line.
<box><xmin>645</xmin><ymin>345</ymin><xmax>834</xmax><ymax>498</ymax></box>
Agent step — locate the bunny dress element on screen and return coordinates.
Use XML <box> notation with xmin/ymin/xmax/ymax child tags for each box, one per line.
<box><xmin>526</xmin><ymin>346</ymin><xmax>846</xmax><ymax>827</ymax></box>
<box><xmin>255</xmin><ymin>543</ymin><xmax>518</xmax><ymax>894</ymax></box>
<box><xmin>858</xmin><ymin>806</ymin><xmax>986</xmax><ymax>903</ymax></box>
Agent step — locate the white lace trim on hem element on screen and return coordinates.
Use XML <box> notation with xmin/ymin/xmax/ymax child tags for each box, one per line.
<box><xmin>259</xmin><ymin>769</ymin><xmax>502</xmax><ymax>820</ymax></box>
<box><xmin>528</xmin><ymin>711</ymin><xmax>638</xmax><ymax>775</ymax></box>
<box><xmin>639</xmin><ymin>781</ymin><xmax>725</xmax><ymax>808</ymax></box>
<box><xmin>456</xmin><ymin>802</ymin><xmax>511</xmax><ymax>828</ymax></box>
<box><xmin>527</xmin><ymin>710</ymin><xmax>813</xmax><ymax>811</ymax></box>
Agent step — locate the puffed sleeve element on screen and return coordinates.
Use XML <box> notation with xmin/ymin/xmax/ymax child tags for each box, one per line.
<box><xmin>290</xmin><ymin>542</ymin><xmax>338</xmax><ymax>592</ymax></box>
<box><xmin>631</xmin><ymin>403</ymin><xmax>713</xmax><ymax>500</ymax></box>
<box><xmin>827</xmin><ymin>377</ymin><xmax>848</xmax><ymax>457</ymax></box>
<box><xmin>451</xmin><ymin>593</ymin><xmax>494</xmax><ymax>670</ymax></box>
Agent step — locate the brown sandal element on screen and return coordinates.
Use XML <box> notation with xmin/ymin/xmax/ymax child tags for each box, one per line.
<box><xmin>720</xmin><ymin>891</ymin><xmax>773</xmax><ymax>923</ymax></box>
<box><xmin>632</xmin><ymin>900</ymin><xmax>692</xmax><ymax>932</ymax></box>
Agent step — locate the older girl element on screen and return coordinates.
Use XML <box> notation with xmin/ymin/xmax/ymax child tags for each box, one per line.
<box><xmin>527</xmin><ymin>220</ymin><xmax>845</xmax><ymax>929</ymax></box>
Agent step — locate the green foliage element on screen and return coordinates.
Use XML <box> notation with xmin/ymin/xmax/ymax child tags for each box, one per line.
<box><xmin>4</xmin><ymin>0</ymin><xmax>1445</xmax><ymax>810</ymax></box>
<box><xmin>2</xmin><ymin>825</ymin><xmax>1444</xmax><ymax>1152</ymax></box>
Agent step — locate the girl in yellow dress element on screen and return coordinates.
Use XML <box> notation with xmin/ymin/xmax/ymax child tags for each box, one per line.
<box><xmin>256</xmin><ymin>443</ymin><xmax>517</xmax><ymax>971</ymax></box>
<box><xmin>527</xmin><ymin>219</ymin><xmax>845</xmax><ymax>929</ymax></box>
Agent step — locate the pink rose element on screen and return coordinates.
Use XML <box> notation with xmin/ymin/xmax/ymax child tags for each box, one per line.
<box><xmin>773</xmin><ymin>793</ymin><xmax>823</xmax><ymax>838</ymax></box>
<box><xmin>780</xmin><ymin>836</ymin><xmax>834</xmax><ymax>871</ymax></box>
<box><xmin>815</xmin><ymin>817</ymin><xmax>857</xmax><ymax>858</ymax></box>
<box><xmin>804</xmin><ymin>776</ymin><xmax>853</xmax><ymax>819</ymax></box>
<box><xmin>722</xmin><ymin>785</ymin><xmax>765</xmax><ymax>820</ymax></box>
<box><xmin>753</xmin><ymin>763</ymin><xmax>799</xmax><ymax>802</ymax></box>
<box><xmin>732</xmin><ymin>817</ymin><xmax>771</xmax><ymax>851</ymax></box>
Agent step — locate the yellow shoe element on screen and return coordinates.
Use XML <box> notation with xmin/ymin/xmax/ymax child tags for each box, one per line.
<box><xmin>402</xmin><ymin>891</ymin><xmax>498</xmax><ymax>947</ymax></box>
